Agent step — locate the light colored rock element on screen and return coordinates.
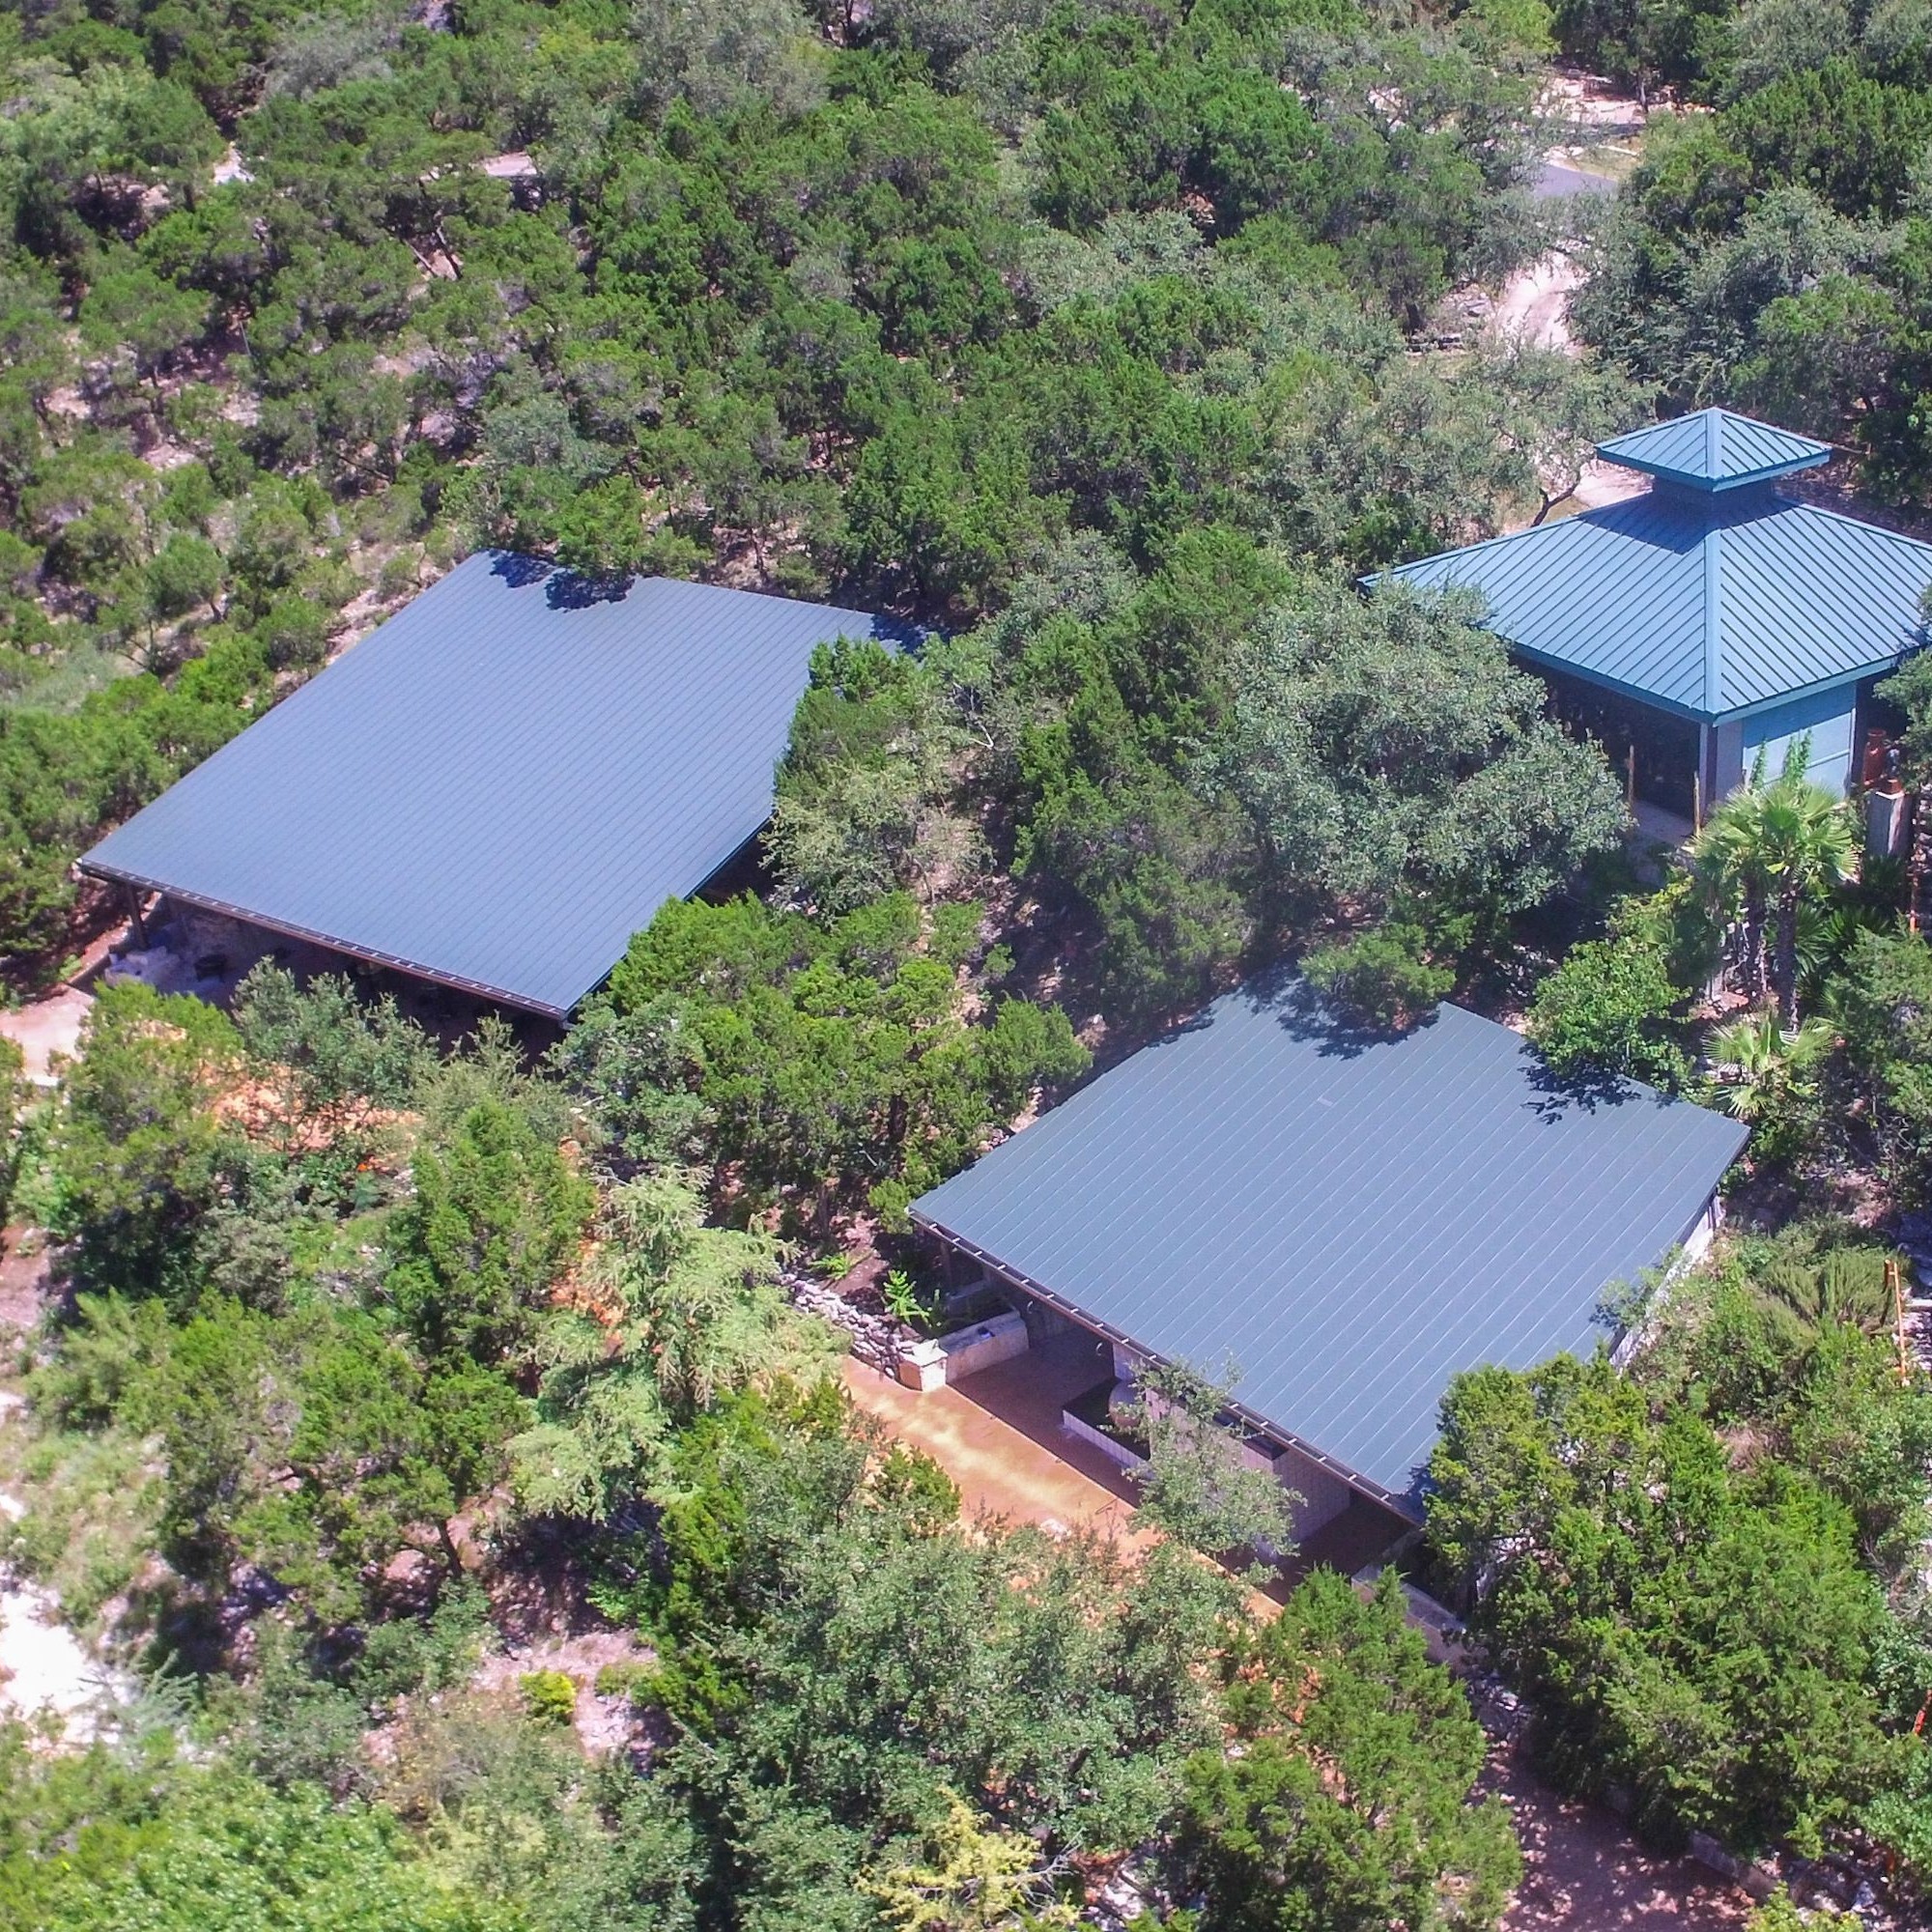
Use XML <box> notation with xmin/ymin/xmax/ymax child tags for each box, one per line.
<box><xmin>0</xmin><ymin>986</ymin><xmax>92</xmax><ymax>1086</ymax></box>
<box><xmin>895</xmin><ymin>1336</ymin><xmax>947</xmax><ymax>1392</ymax></box>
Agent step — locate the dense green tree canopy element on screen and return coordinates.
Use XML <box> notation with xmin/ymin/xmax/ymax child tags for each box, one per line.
<box><xmin>605</xmin><ymin>891</ymin><xmax>1089</xmax><ymax>1225</ymax></box>
<box><xmin>1212</xmin><ymin>581</ymin><xmax>1627</xmax><ymax>923</ymax></box>
<box><xmin>1178</xmin><ymin>1571</ymin><xmax>1520</xmax><ymax>1932</ymax></box>
<box><xmin>19</xmin><ymin>0</ymin><xmax>1932</xmax><ymax>1918</ymax></box>
<box><xmin>0</xmin><ymin>0</ymin><xmax>1613</xmax><ymax>980</ymax></box>
<box><xmin>7</xmin><ymin>943</ymin><xmax>1532</xmax><ymax>1932</ymax></box>
<box><xmin>1567</xmin><ymin>5</ymin><xmax>1932</xmax><ymax>504</ymax></box>
<box><xmin>1430</xmin><ymin>1349</ymin><xmax>1918</xmax><ymax>1855</ymax></box>
<box><xmin>0</xmin><ymin>1747</ymin><xmax>514</xmax><ymax>1932</ymax></box>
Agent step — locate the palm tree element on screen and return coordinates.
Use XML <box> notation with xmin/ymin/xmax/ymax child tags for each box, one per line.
<box><xmin>1758</xmin><ymin>778</ymin><xmax>1859</xmax><ymax>1028</ymax></box>
<box><xmin>1704</xmin><ymin>1010</ymin><xmax>1833</xmax><ymax>1123</ymax></box>
<box><xmin>1693</xmin><ymin>789</ymin><xmax>1773</xmax><ymax>1005</ymax></box>
<box><xmin>1693</xmin><ymin>750</ymin><xmax>1858</xmax><ymax>1027</ymax></box>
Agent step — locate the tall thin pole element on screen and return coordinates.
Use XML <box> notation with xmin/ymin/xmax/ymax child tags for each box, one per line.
<box><xmin>1891</xmin><ymin>1256</ymin><xmax>1910</xmax><ymax>1384</ymax></box>
<box><xmin>1911</xmin><ymin>790</ymin><xmax>1924</xmax><ymax>935</ymax></box>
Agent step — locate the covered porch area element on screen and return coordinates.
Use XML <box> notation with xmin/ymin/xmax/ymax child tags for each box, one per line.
<box><xmin>1536</xmin><ymin>662</ymin><xmax>1705</xmax><ymax>825</ymax></box>
<box><xmin>913</xmin><ymin>1322</ymin><xmax>1414</xmax><ymax>1586</ymax></box>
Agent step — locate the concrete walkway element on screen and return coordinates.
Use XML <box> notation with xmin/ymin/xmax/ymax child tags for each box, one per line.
<box><xmin>839</xmin><ymin>1352</ymin><xmax>1145</xmax><ymax>1543</ymax></box>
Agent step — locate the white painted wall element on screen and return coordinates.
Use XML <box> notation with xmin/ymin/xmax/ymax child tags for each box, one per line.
<box><xmin>938</xmin><ymin>1310</ymin><xmax>1029</xmax><ymax>1379</ymax></box>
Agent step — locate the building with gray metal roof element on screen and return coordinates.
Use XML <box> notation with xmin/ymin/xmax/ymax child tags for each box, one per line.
<box><xmin>1378</xmin><ymin>408</ymin><xmax>1932</xmax><ymax>810</ymax></box>
<box><xmin>1595</xmin><ymin>409</ymin><xmax>1833</xmax><ymax>490</ymax></box>
<box><xmin>1532</xmin><ymin>158</ymin><xmax>1616</xmax><ymax>201</ymax></box>
<box><xmin>911</xmin><ymin>977</ymin><xmax>1747</xmax><ymax>1519</ymax></box>
<box><xmin>80</xmin><ymin>552</ymin><xmax>891</xmax><ymax>1017</ymax></box>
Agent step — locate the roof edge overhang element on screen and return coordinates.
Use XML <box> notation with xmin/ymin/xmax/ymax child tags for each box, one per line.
<box><xmin>75</xmin><ymin>858</ymin><xmax>574</xmax><ymax>1021</ymax></box>
<box><xmin>1355</xmin><ymin>608</ymin><xmax>1913</xmax><ymax>729</ymax></box>
<box><xmin>909</xmin><ymin>1208</ymin><xmax>1427</xmax><ymax>1523</ymax></box>
<box><xmin>1710</xmin><ymin>655</ymin><xmax>1917</xmax><ymax>725</ymax></box>
<box><xmin>1506</xmin><ymin>642</ymin><xmax>1715</xmax><ymax>722</ymax></box>
<box><xmin>1607</xmin><ymin>457</ymin><xmax>1827</xmax><ymax>494</ymax></box>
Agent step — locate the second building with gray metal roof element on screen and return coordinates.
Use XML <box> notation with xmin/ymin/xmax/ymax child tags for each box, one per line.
<box><xmin>912</xmin><ymin>976</ymin><xmax>1747</xmax><ymax>1520</ymax></box>
<box><xmin>80</xmin><ymin>552</ymin><xmax>893</xmax><ymax>1017</ymax></box>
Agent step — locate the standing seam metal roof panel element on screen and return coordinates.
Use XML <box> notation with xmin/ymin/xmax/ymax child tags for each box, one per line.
<box><xmin>80</xmin><ymin>553</ymin><xmax>892</xmax><ymax>1015</ymax></box>
<box><xmin>911</xmin><ymin>980</ymin><xmax>1747</xmax><ymax>1512</ymax></box>
<box><xmin>1379</xmin><ymin>488</ymin><xmax>1932</xmax><ymax>719</ymax></box>
<box><xmin>1595</xmin><ymin>409</ymin><xmax>1833</xmax><ymax>490</ymax></box>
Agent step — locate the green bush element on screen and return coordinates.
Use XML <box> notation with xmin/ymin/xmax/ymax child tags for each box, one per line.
<box><xmin>591</xmin><ymin>1660</ymin><xmax>655</xmax><ymax>1702</ymax></box>
<box><xmin>518</xmin><ymin>1670</ymin><xmax>578</xmax><ymax>1726</ymax></box>
<box><xmin>1431</xmin><ymin>1351</ymin><xmax>1907</xmax><ymax>1855</ymax></box>
<box><xmin>1526</xmin><ymin>926</ymin><xmax>1689</xmax><ymax>1091</ymax></box>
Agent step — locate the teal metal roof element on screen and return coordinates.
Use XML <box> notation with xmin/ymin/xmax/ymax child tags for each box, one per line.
<box><xmin>1596</xmin><ymin>409</ymin><xmax>1833</xmax><ymax>492</ymax></box>
<box><xmin>912</xmin><ymin>977</ymin><xmax>1746</xmax><ymax>1514</ymax></box>
<box><xmin>1380</xmin><ymin>483</ymin><xmax>1932</xmax><ymax>719</ymax></box>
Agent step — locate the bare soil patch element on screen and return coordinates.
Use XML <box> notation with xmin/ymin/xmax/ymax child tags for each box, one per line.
<box><xmin>1488</xmin><ymin>1750</ymin><xmax>1750</xmax><ymax>1930</ymax></box>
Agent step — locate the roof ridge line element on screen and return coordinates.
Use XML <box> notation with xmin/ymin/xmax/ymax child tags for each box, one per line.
<box><xmin>1703</xmin><ymin>517</ymin><xmax>1723</xmax><ymax>713</ymax></box>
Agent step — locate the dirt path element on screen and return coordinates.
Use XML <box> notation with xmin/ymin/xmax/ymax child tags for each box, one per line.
<box><xmin>1494</xmin><ymin>251</ymin><xmax>1586</xmax><ymax>355</ymax></box>
<box><xmin>0</xmin><ymin>1238</ymin><xmax>125</xmax><ymax>1738</ymax></box>
<box><xmin>1492</xmin><ymin>1755</ymin><xmax>1750</xmax><ymax>1929</ymax></box>
<box><xmin>1491</xmin><ymin>242</ymin><xmax>1645</xmax><ymax>523</ymax></box>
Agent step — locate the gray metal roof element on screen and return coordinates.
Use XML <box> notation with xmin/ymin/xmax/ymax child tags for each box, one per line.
<box><xmin>912</xmin><ymin>979</ymin><xmax>1747</xmax><ymax>1514</ymax></box>
<box><xmin>81</xmin><ymin>553</ymin><xmax>890</xmax><ymax>1016</ymax></box>
<box><xmin>1533</xmin><ymin>159</ymin><xmax>1617</xmax><ymax>201</ymax></box>
<box><xmin>1596</xmin><ymin>409</ymin><xmax>1832</xmax><ymax>491</ymax></box>
<box><xmin>1379</xmin><ymin>482</ymin><xmax>1932</xmax><ymax>719</ymax></box>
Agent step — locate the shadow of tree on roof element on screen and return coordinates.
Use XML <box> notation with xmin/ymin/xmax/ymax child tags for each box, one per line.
<box><xmin>488</xmin><ymin>550</ymin><xmax>554</xmax><ymax>589</ymax></box>
<box><xmin>1519</xmin><ymin>1047</ymin><xmax>1682</xmax><ymax>1124</ymax></box>
<box><xmin>545</xmin><ymin>569</ymin><xmax>631</xmax><ymax>609</ymax></box>
<box><xmin>483</xmin><ymin>551</ymin><xmax>631</xmax><ymax>606</ymax></box>
<box><xmin>867</xmin><ymin>612</ymin><xmax>931</xmax><ymax>653</ymax></box>
<box><xmin>1239</xmin><ymin>964</ymin><xmax>1441</xmax><ymax>1059</ymax></box>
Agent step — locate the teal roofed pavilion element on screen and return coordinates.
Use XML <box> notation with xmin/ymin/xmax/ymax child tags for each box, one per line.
<box><xmin>1379</xmin><ymin>408</ymin><xmax>1932</xmax><ymax>820</ymax></box>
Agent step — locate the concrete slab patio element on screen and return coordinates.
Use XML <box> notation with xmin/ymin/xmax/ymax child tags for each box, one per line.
<box><xmin>839</xmin><ymin>1343</ymin><xmax>1145</xmax><ymax>1543</ymax></box>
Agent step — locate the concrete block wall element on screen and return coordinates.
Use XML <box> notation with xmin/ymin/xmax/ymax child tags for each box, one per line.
<box><xmin>937</xmin><ymin>1309</ymin><xmax>1029</xmax><ymax>1380</ymax></box>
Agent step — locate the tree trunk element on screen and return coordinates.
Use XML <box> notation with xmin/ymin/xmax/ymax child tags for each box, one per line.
<box><xmin>1774</xmin><ymin>889</ymin><xmax>1800</xmax><ymax>1032</ymax></box>
<box><xmin>1741</xmin><ymin>880</ymin><xmax>1769</xmax><ymax>1006</ymax></box>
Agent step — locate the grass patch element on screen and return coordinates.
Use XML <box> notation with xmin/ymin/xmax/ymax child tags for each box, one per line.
<box><xmin>0</xmin><ymin>1416</ymin><xmax>163</xmax><ymax>1634</ymax></box>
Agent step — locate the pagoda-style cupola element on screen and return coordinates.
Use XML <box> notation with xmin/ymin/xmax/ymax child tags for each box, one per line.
<box><xmin>1594</xmin><ymin>408</ymin><xmax>1833</xmax><ymax>496</ymax></box>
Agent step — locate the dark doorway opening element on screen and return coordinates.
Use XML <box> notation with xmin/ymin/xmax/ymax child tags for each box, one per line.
<box><xmin>1532</xmin><ymin>663</ymin><xmax>1700</xmax><ymax>819</ymax></box>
